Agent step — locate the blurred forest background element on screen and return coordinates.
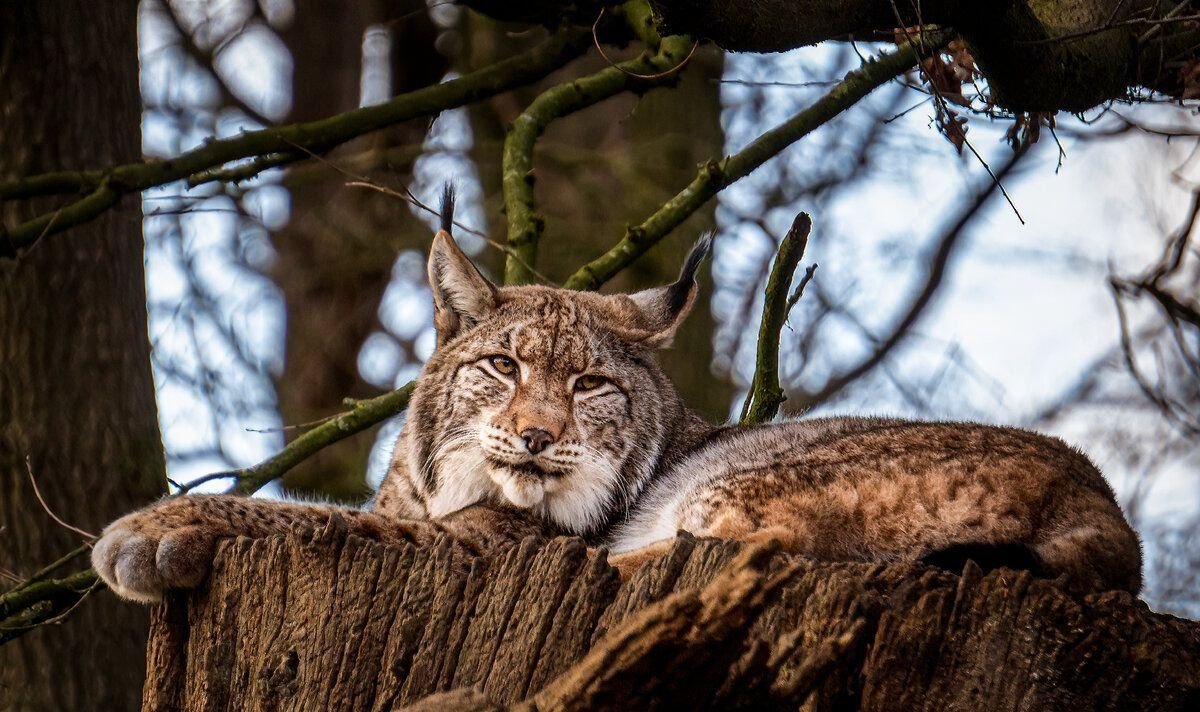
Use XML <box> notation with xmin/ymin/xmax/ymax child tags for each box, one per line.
<box><xmin>3</xmin><ymin>0</ymin><xmax>1199</xmax><ymax>708</ymax></box>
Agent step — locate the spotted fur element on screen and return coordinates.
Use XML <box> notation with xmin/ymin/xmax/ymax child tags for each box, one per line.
<box><xmin>93</xmin><ymin>201</ymin><xmax>1142</xmax><ymax>602</ymax></box>
<box><xmin>375</xmin><ymin>216</ymin><xmax>1142</xmax><ymax>594</ymax></box>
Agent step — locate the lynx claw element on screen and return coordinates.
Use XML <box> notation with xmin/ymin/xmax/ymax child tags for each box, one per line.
<box><xmin>92</xmin><ymin>516</ymin><xmax>215</xmax><ymax>604</ymax></box>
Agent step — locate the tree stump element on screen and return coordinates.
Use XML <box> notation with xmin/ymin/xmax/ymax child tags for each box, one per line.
<box><xmin>142</xmin><ymin>517</ymin><xmax>1200</xmax><ymax>711</ymax></box>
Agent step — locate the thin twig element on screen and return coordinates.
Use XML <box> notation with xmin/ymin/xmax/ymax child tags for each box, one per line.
<box><xmin>342</xmin><ymin>181</ymin><xmax>486</xmax><ymax>237</ymax></box>
<box><xmin>959</xmin><ymin>137</ymin><xmax>1025</xmax><ymax>225</ymax></box>
<box><xmin>340</xmin><ymin>176</ymin><xmax>558</xmax><ymax>285</ymax></box>
<box><xmin>591</xmin><ymin>7</ymin><xmax>699</xmax><ymax>80</ymax></box>
<box><xmin>785</xmin><ymin>263</ymin><xmax>819</xmax><ymax>315</ymax></box>
<box><xmin>888</xmin><ymin>3</ymin><xmax>1024</xmax><ymax>224</ymax></box>
<box><xmin>714</xmin><ymin>78</ymin><xmax>840</xmax><ymax>88</ymax></box>
<box><xmin>25</xmin><ymin>457</ymin><xmax>96</xmax><ymax>541</ymax></box>
<box><xmin>244</xmin><ymin>411</ymin><xmax>343</xmax><ymax>434</ymax></box>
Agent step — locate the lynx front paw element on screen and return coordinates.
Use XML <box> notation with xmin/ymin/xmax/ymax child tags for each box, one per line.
<box><xmin>91</xmin><ymin>510</ymin><xmax>216</xmax><ymax>604</ymax></box>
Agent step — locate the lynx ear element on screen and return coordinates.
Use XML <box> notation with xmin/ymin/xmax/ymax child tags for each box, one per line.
<box><xmin>627</xmin><ymin>234</ymin><xmax>712</xmax><ymax>349</ymax></box>
<box><xmin>427</xmin><ymin>193</ymin><xmax>498</xmax><ymax>345</ymax></box>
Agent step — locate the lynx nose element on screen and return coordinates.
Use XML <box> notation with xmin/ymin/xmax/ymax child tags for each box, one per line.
<box><xmin>520</xmin><ymin>428</ymin><xmax>555</xmax><ymax>455</ymax></box>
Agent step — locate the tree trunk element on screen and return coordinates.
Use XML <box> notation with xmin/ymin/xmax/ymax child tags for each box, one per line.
<box><xmin>143</xmin><ymin>525</ymin><xmax>1200</xmax><ymax>711</ymax></box>
<box><xmin>0</xmin><ymin>2</ymin><xmax>167</xmax><ymax>709</ymax></box>
<box><xmin>272</xmin><ymin>0</ymin><xmax>445</xmax><ymax>499</ymax></box>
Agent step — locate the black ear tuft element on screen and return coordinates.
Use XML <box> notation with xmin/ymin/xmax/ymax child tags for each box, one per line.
<box><xmin>625</xmin><ymin>232</ymin><xmax>713</xmax><ymax>349</ymax></box>
<box><xmin>427</xmin><ymin>227</ymin><xmax>498</xmax><ymax>346</ymax></box>
<box><xmin>440</xmin><ymin>184</ymin><xmax>456</xmax><ymax>235</ymax></box>
<box><xmin>664</xmin><ymin>232</ymin><xmax>713</xmax><ymax>315</ymax></box>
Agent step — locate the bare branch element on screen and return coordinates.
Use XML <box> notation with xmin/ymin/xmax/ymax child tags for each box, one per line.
<box><xmin>181</xmin><ymin>381</ymin><xmax>416</xmax><ymax>496</ymax></box>
<box><xmin>0</xmin><ymin>27</ymin><xmax>592</xmax><ymax>256</ymax></box>
<box><xmin>564</xmin><ymin>30</ymin><xmax>947</xmax><ymax>291</ymax></box>
<box><xmin>790</xmin><ymin>144</ymin><xmax>1030</xmax><ymax>412</ymax></box>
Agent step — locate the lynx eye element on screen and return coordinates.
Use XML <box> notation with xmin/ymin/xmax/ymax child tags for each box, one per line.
<box><xmin>574</xmin><ymin>374</ymin><xmax>607</xmax><ymax>392</ymax></box>
<box><xmin>488</xmin><ymin>355</ymin><xmax>518</xmax><ymax>376</ymax></box>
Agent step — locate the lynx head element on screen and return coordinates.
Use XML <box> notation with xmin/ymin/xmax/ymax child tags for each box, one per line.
<box><xmin>400</xmin><ymin>208</ymin><xmax>708</xmax><ymax>536</ymax></box>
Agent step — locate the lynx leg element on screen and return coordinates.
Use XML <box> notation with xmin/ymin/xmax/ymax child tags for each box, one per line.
<box><xmin>603</xmin><ymin>539</ymin><xmax>678</xmax><ymax>580</ymax></box>
<box><xmin>700</xmin><ymin>511</ymin><xmax>807</xmax><ymax>555</ymax></box>
<box><xmin>602</xmin><ymin>522</ymin><xmax>804</xmax><ymax>581</ymax></box>
<box><xmin>93</xmin><ymin>495</ymin><xmax>448</xmax><ymax>603</ymax></box>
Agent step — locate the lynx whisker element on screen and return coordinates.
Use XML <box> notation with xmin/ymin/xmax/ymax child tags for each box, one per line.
<box><xmin>422</xmin><ymin>425</ymin><xmax>482</xmax><ymax>486</ymax></box>
<box><xmin>539</xmin><ymin>443</ymin><xmax>625</xmax><ymax>534</ymax></box>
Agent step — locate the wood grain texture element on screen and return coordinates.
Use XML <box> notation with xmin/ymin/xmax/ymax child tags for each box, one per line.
<box><xmin>143</xmin><ymin>522</ymin><xmax>1200</xmax><ymax>711</ymax></box>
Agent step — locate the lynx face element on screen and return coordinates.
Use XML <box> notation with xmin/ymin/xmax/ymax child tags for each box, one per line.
<box><xmin>399</xmin><ymin>229</ymin><xmax>707</xmax><ymax>536</ymax></box>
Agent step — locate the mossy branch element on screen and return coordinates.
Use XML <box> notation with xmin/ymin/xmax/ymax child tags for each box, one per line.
<box><xmin>230</xmin><ymin>381</ymin><xmax>416</xmax><ymax>494</ymax></box>
<box><xmin>502</xmin><ymin>3</ymin><xmax>693</xmax><ymax>284</ymax></box>
<box><xmin>740</xmin><ymin>212</ymin><xmax>811</xmax><ymax>425</ymax></box>
<box><xmin>0</xmin><ymin>570</ymin><xmax>99</xmax><ymax>645</ymax></box>
<box><xmin>0</xmin><ymin>27</ymin><xmax>591</xmax><ymax>257</ymax></box>
<box><xmin>563</xmin><ymin>30</ymin><xmax>946</xmax><ymax>291</ymax></box>
<box><xmin>170</xmin><ymin>381</ymin><xmax>417</xmax><ymax>495</ymax></box>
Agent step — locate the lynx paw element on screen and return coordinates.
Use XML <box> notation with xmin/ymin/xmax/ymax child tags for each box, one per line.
<box><xmin>92</xmin><ymin>511</ymin><xmax>216</xmax><ymax>603</ymax></box>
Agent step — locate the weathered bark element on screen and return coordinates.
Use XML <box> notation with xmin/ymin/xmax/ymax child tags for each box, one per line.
<box><xmin>272</xmin><ymin>0</ymin><xmax>445</xmax><ymax>498</ymax></box>
<box><xmin>144</xmin><ymin>524</ymin><xmax>1200</xmax><ymax>711</ymax></box>
<box><xmin>0</xmin><ymin>1</ymin><xmax>167</xmax><ymax>709</ymax></box>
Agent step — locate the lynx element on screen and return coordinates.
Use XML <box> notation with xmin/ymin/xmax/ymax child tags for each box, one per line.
<box><xmin>93</xmin><ymin>195</ymin><xmax>1142</xmax><ymax>603</ymax></box>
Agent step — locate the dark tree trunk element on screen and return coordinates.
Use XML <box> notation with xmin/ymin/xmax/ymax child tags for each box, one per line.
<box><xmin>143</xmin><ymin>526</ymin><xmax>1200</xmax><ymax>711</ymax></box>
<box><xmin>0</xmin><ymin>2</ymin><xmax>167</xmax><ymax>709</ymax></box>
<box><xmin>272</xmin><ymin>0</ymin><xmax>445</xmax><ymax>499</ymax></box>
